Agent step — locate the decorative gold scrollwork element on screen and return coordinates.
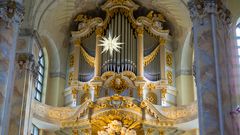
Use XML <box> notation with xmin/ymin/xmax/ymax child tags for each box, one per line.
<box><xmin>110</xmin><ymin>75</ymin><xmax>129</xmax><ymax>94</ymax></box>
<box><xmin>68</xmin><ymin>72</ymin><xmax>74</xmax><ymax>85</ymax></box>
<box><xmin>161</xmin><ymin>88</ymin><xmax>167</xmax><ymax>99</ymax></box>
<box><xmin>166</xmin><ymin>71</ymin><xmax>173</xmax><ymax>86</ymax></box>
<box><xmin>79</xmin><ymin>45</ymin><xmax>95</xmax><ymax>67</ymax></box>
<box><xmin>147</xmin><ymin>83</ymin><xmax>156</xmax><ymax>91</ymax></box>
<box><xmin>166</xmin><ymin>52</ymin><xmax>173</xmax><ymax>67</ymax></box>
<box><xmin>144</xmin><ymin>45</ymin><xmax>160</xmax><ymax>66</ymax></box>
<box><xmin>146</xmin><ymin>92</ymin><xmax>158</xmax><ymax>104</ymax></box>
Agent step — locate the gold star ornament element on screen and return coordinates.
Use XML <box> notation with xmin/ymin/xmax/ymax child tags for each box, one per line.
<box><xmin>98</xmin><ymin>33</ymin><xmax>123</xmax><ymax>56</ymax></box>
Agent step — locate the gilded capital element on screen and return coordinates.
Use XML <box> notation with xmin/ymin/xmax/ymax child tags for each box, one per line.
<box><xmin>73</xmin><ymin>39</ymin><xmax>81</xmax><ymax>46</ymax></box>
<box><xmin>95</xmin><ymin>27</ymin><xmax>104</xmax><ymax>36</ymax></box>
<box><xmin>159</xmin><ymin>38</ymin><xmax>166</xmax><ymax>46</ymax></box>
<box><xmin>136</xmin><ymin>27</ymin><xmax>144</xmax><ymax>35</ymax></box>
<box><xmin>82</xmin><ymin>83</ymin><xmax>90</xmax><ymax>92</ymax></box>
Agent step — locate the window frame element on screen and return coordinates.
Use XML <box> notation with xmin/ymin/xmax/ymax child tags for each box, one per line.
<box><xmin>236</xmin><ymin>23</ymin><xmax>240</xmax><ymax>64</ymax></box>
<box><xmin>34</xmin><ymin>50</ymin><xmax>45</xmax><ymax>102</ymax></box>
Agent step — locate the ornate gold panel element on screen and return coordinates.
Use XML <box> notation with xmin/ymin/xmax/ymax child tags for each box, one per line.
<box><xmin>166</xmin><ymin>52</ymin><xmax>173</xmax><ymax>67</ymax></box>
<box><xmin>147</xmin><ymin>83</ymin><xmax>156</xmax><ymax>91</ymax></box>
<box><xmin>166</xmin><ymin>70</ymin><xmax>173</xmax><ymax>86</ymax></box>
<box><xmin>91</xmin><ymin>110</ymin><xmax>143</xmax><ymax>134</ymax></box>
<box><xmin>146</xmin><ymin>92</ymin><xmax>157</xmax><ymax>104</ymax></box>
<box><xmin>68</xmin><ymin>72</ymin><xmax>74</xmax><ymax>85</ymax></box>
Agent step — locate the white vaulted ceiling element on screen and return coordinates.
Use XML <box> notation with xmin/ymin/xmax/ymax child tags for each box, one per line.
<box><xmin>25</xmin><ymin>0</ymin><xmax>191</xmax><ymax>39</ymax></box>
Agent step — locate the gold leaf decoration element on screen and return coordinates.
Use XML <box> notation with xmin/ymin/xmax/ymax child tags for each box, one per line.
<box><xmin>79</xmin><ymin>45</ymin><xmax>95</xmax><ymax>67</ymax></box>
<box><xmin>144</xmin><ymin>45</ymin><xmax>160</xmax><ymax>66</ymax></box>
<box><xmin>166</xmin><ymin>52</ymin><xmax>173</xmax><ymax>67</ymax></box>
<box><xmin>146</xmin><ymin>92</ymin><xmax>157</xmax><ymax>104</ymax></box>
<box><xmin>166</xmin><ymin>71</ymin><xmax>173</xmax><ymax>86</ymax></box>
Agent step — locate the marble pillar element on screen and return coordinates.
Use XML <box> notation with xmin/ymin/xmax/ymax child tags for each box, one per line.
<box><xmin>0</xmin><ymin>1</ymin><xmax>23</xmax><ymax>135</ymax></box>
<box><xmin>189</xmin><ymin>0</ymin><xmax>238</xmax><ymax>135</ymax></box>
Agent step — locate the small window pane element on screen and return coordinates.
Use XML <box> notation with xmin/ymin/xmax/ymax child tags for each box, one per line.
<box><xmin>237</xmin><ymin>39</ymin><xmax>240</xmax><ymax>46</ymax></box>
<box><xmin>38</xmin><ymin>75</ymin><xmax>43</xmax><ymax>83</ymax></box>
<box><xmin>35</xmin><ymin>50</ymin><xmax>44</xmax><ymax>102</ymax></box>
<box><xmin>35</xmin><ymin>92</ymin><xmax>41</xmax><ymax>101</ymax></box>
<box><xmin>40</xmin><ymin>58</ymin><xmax>44</xmax><ymax>65</ymax></box>
<box><xmin>236</xmin><ymin>27</ymin><xmax>240</xmax><ymax>36</ymax></box>
<box><xmin>37</xmin><ymin>83</ymin><xmax>42</xmax><ymax>91</ymax></box>
<box><xmin>39</xmin><ymin>67</ymin><xmax>43</xmax><ymax>74</ymax></box>
<box><xmin>38</xmin><ymin>51</ymin><xmax>42</xmax><ymax>57</ymax></box>
<box><xmin>33</xmin><ymin>126</ymin><xmax>39</xmax><ymax>135</ymax></box>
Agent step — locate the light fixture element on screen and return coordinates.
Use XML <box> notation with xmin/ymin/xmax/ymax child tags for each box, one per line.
<box><xmin>99</xmin><ymin>33</ymin><xmax>123</xmax><ymax>56</ymax></box>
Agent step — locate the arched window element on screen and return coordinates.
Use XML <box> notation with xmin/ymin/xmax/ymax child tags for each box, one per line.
<box><xmin>35</xmin><ymin>50</ymin><xmax>45</xmax><ymax>102</ymax></box>
<box><xmin>237</xmin><ymin>23</ymin><xmax>240</xmax><ymax>60</ymax></box>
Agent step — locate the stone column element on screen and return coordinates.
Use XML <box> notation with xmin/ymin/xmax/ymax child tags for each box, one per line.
<box><xmin>9</xmin><ymin>53</ymin><xmax>38</xmax><ymax>135</ymax></box>
<box><xmin>136</xmin><ymin>27</ymin><xmax>144</xmax><ymax>78</ymax></box>
<box><xmin>0</xmin><ymin>1</ymin><xmax>23</xmax><ymax>135</ymax></box>
<box><xmin>94</xmin><ymin>27</ymin><xmax>103</xmax><ymax>78</ymax></box>
<box><xmin>73</xmin><ymin>39</ymin><xmax>80</xmax><ymax>80</ymax></box>
<box><xmin>188</xmin><ymin>1</ymin><xmax>238</xmax><ymax>135</ymax></box>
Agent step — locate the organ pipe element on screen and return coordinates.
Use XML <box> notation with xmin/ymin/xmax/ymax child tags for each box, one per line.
<box><xmin>101</xmin><ymin>13</ymin><xmax>137</xmax><ymax>74</ymax></box>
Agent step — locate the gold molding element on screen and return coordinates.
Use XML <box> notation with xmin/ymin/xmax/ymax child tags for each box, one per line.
<box><xmin>166</xmin><ymin>70</ymin><xmax>173</xmax><ymax>86</ymax></box>
<box><xmin>147</xmin><ymin>83</ymin><xmax>156</xmax><ymax>91</ymax></box>
<box><xmin>31</xmin><ymin>97</ymin><xmax>198</xmax><ymax>130</ymax></box>
<box><xmin>95</xmin><ymin>27</ymin><xmax>104</xmax><ymax>36</ymax></box>
<box><xmin>136</xmin><ymin>27</ymin><xmax>144</xmax><ymax>35</ymax></box>
<box><xmin>144</xmin><ymin>45</ymin><xmax>160</xmax><ymax>66</ymax></box>
<box><xmin>71</xmin><ymin>0</ymin><xmax>169</xmax><ymax>41</ymax></box>
<box><xmin>79</xmin><ymin>45</ymin><xmax>95</xmax><ymax>67</ymax></box>
<box><xmin>166</xmin><ymin>52</ymin><xmax>173</xmax><ymax>67</ymax></box>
